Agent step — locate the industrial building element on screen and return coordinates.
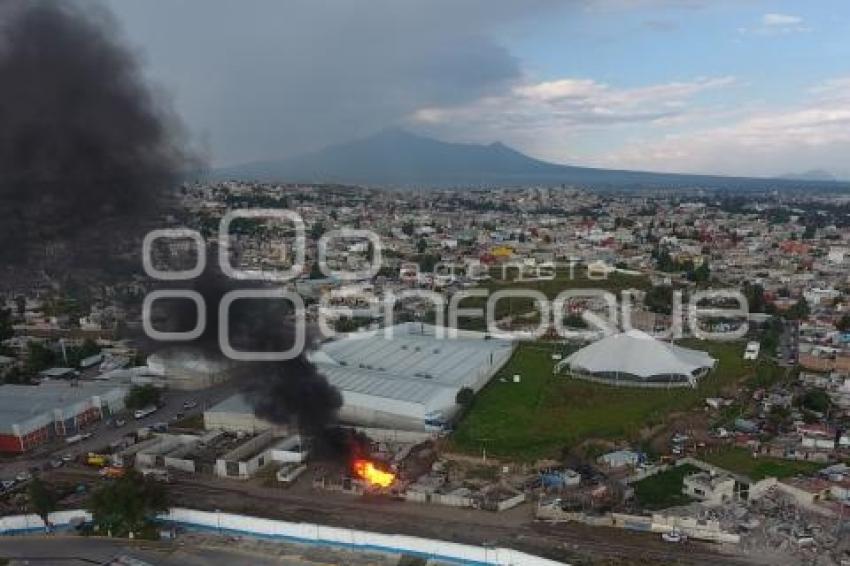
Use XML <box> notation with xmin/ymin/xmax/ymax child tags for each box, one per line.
<box><xmin>556</xmin><ymin>330</ymin><xmax>716</xmax><ymax>388</ymax></box>
<box><xmin>311</xmin><ymin>322</ymin><xmax>516</xmax><ymax>430</ymax></box>
<box><xmin>0</xmin><ymin>382</ymin><xmax>127</xmax><ymax>453</ymax></box>
<box><xmin>146</xmin><ymin>348</ymin><xmax>233</xmax><ymax>390</ymax></box>
<box><xmin>203</xmin><ymin>394</ymin><xmax>276</xmax><ymax>434</ymax></box>
<box><xmin>205</xmin><ymin>323</ymin><xmax>515</xmax><ymax>433</ymax></box>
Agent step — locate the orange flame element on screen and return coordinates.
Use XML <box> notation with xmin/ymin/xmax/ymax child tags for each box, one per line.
<box><xmin>353</xmin><ymin>459</ymin><xmax>395</xmax><ymax>488</ymax></box>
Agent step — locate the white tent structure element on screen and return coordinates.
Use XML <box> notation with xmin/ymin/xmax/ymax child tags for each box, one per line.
<box><xmin>556</xmin><ymin>330</ymin><xmax>717</xmax><ymax>388</ymax></box>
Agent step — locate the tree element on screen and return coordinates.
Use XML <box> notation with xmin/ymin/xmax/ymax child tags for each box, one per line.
<box><xmin>802</xmin><ymin>224</ymin><xmax>816</xmax><ymax>240</ymax></box>
<box><xmin>418</xmin><ymin>254</ymin><xmax>439</xmax><ymax>273</ymax></box>
<box><xmin>743</xmin><ymin>282</ymin><xmax>766</xmax><ymax>313</ymax></box>
<box><xmin>644</xmin><ymin>285</ymin><xmax>674</xmax><ymax>315</ymax></box>
<box><xmin>798</xmin><ymin>389</ymin><xmax>831</xmax><ymax>414</ymax></box>
<box><xmin>401</xmin><ymin>221</ymin><xmax>415</xmax><ymax>237</ymax></box>
<box><xmin>27</xmin><ymin>477</ymin><xmax>58</xmax><ymax>531</ymax></box>
<box><xmin>691</xmin><ymin>261</ymin><xmax>710</xmax><ymax>283</ymax></box>
<box><xmin>563</xmin><ymin>313</ymin><xmax>588</xmax><ymax>328</ymax></box>
<box><xmin>417</xmin><ymin>238</ymin><xmax>427</xmax><ymax>254</ymax></box>
<box><xmin>25</xmin><ymin>341</ymin><xmax>58</xmax><ymax>374</ymax></box>
<box><xmin>309</xmin><ymin>260</ymin><xmax>324</xmax><ymax>279</ymax></box>
<box><xmin>455</xmin><ymin>387</ymin><xmax>475</xmax><ymax>407</ymax></box>
<box><xmin>786</xmin><ymin>297</ymin><xmax>810</xmax><ymax>320</ymax></box>
<box><xmin>836</xmin><ymin>314</ymin><xmax>850</xmax><ymax>332</ymax></box>
<box><xmin>88</xmin><ymin>470</ymin><xmax>168</xmax><ymax>538</ymax></box>
<box><xmin>125</xmin><ymin>384</ymin><xmax>161</xmax><ymax>409</ymax></box>
<box><xmin>15</xmin><ymin>295</ymin><xmax>26</xmax><ymax>317</ymax></box>
<box><xmin>0</xmin><ymin>308</ymin><xmax>13</xmax><ymax>342</ymax></box>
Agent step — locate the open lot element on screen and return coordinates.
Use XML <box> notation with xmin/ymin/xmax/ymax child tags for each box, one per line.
<box><xmin>633</xmin><ymin>464</ymin><xmax>699</xmax><ymax>510</ymax></box>
<box><xmin>450</xmin><ymin>339</ymin><xmax>753</xmax><ymax>461</ymax></box>
<box><xmin>701</xmin><ymin>447</ymin><xmax>825</xmax><ymax>480</ymax></box>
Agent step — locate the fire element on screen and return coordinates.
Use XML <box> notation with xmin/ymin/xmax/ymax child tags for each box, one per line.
<box><xmin>353</xmin><ymin>458</ymin><xmax>395</xmax><ymax>488</ymax></box>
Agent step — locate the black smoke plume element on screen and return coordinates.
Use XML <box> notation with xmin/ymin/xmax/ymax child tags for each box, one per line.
<box><xmin>0</xmin><ymin>0</ymin><xmax>188</xmax><ymax>267</ymax></box>
<box><xmin>147</xmin><ymin>264</ymin><xmax>343</xmax><ymax>436</ymax></box>
<box><xmin>0</xmin><ymin>1</ymin><xmax>344</xmax><ymax>440</ymax></box>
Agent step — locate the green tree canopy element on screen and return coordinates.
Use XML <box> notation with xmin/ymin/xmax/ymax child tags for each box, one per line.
<box><xmin>0</xmin><ymin>308</ymin><xmax>13</xmax><ymax>342</ymax></box>
<box><xmin>798</xmin><ymin>389</ymin><xmax>831</xmax><ymax>414</ymax></box>
<box><xmin>455</xmin><ymin>387</ymin><xmax>475</xmax><ymax>407</ymax></box>
<box><xmin>27</xmin><ymin>477</ymin><xmax>58</xmax><ymax>530</ymax></box>
<box><xmin>87</xmin><ymin>470</ymin><xmax>168</xmax><ymax>537</ymax></box>
<box><xmin>125</xmin><ymin>384</ymin><xmax>161</xmax><ymax>409</ymax></box>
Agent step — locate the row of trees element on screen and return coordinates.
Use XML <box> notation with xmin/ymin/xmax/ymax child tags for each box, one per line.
<box><xmin>2</xmin><ymin>338</ymin><xmax>102</xmax><ymax>385</ymax></box>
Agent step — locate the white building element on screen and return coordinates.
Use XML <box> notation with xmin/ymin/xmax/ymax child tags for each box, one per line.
<box><xmin>557</xmin><ymin>330</ymin><xmax>716</xmax><ymax>388</ymax></box>
<box><xmin>310</xmin><ymin>323</ymin><xmax>516</xmax><ymax>430</ymax></box>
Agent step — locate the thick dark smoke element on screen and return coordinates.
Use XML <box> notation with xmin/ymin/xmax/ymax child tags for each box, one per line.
<box><xmin>0</xmin><ymin>1</ymin><xmax>343</xmax><ymax>441</ymax></box>
<box><xmin>0</xmin><ymin>0</ymin><xmax>187</xmax><ymax>266</ymax></box>
<box><xmin>148</xmin><ymin>264</ymin><xmax>343</xmax><ymax>436</ymax></box>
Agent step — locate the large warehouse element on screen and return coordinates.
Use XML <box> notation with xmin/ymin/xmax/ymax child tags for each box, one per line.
<box><xmin>205</xmin><ymin>323</ymin><xmax>516</xmax><ymax>433</ymax></box>
<box><xmin>556</xmin><ymin>330</ymin><xmax>716</xmax><ymax>388</ymax></box>
<box><xmin>146</xmin><ymin>348</ymin><xmax>234</xmax><ymax>390</ymax></box>
<box><xmin>0</xmin><ymin>382</ymin><xmax>128</xmax><ymax>453</ymax></box>
<box><xmin>310</xmin><ymin>323</ymin><xmax>516</xmax><ymax>430</ymax></box>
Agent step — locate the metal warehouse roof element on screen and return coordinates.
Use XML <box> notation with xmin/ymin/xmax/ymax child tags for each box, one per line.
<box><xmin>308</xmin><ymin>322</ymin><xmax>516</xmax><ymax>413</ymax></box>
<box><xmin>317</xmin><ymin>322</ymin><xmax>515</xmax><ymax>389</ymax></box>
<box><xmin>319</xmin><ymin>364</ymin><xmax>455</xmax><ymax>405</ymax></box>
<box><xmin>0</xmin><ymin>382</ymin><xmax>127</xmax><ymax>434</ymax></box>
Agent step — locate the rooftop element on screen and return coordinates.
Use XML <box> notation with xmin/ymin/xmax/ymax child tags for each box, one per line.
<box><xmin>0</xmin><ymin>382</ymin><xmax>127</xmax><ymax>432</ymax></box>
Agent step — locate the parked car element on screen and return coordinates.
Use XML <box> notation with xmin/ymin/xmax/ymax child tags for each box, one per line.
<box><xmin>49</xmin><ymin>459</ymin><xmax>64</xmax><ymax>469</ymax></box>
<box><xmin>182</xmin><ymin>400</ymin><xmax>197</xmax><ymax>409</ymax></box>
<box><xmin>662</xmin><ymin>530</ymin><xmax>687</xmax><ymax>543</ymax></box>
<box><xmin>61</xmin><ymin>453</ymin><xmax>74</xmax><ymax>462</ymax></box>
<box><xmin>1</xmin><ymin>479</ymin><xmax>15</xmax><ymax>491</ymax></box>
<box><xmin>15</xmin><ymin>471</ymin><xmax>32</xmax><ymax>482</ymax></box>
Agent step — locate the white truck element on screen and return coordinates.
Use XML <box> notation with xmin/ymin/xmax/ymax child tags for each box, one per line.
<box><xmin>64</xmin><ymin>432</ymin><xmax>91</xmax><ymax>445</ymax></box>
<box><xmin>134</xmin><ymin>405</ymin><xmax>158</xmax><ymax>420</ymax></box>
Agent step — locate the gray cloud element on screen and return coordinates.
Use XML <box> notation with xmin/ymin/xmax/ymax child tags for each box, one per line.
<box><xmin>106</xmin><ymin>0</ymin><xmax>558</xmax><ymax>166</ymax></box>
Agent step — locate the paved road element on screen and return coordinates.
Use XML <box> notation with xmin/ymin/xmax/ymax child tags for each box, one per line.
<box><xmin>0</xmin><ymin>382</ymin><xmax>237</xmax><ymax>479</ymax></box>
<box><xmin>0</xmin><ymin>535</ymin><xmax>371</xmax><ymax>565</ymax></box>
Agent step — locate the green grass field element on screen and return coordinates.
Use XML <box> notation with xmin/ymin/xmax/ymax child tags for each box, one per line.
<box><xmin>449</xmin><ymin>339</ymin><xmax>755</xmax><ymax>461</ymax></box>
<box><xmin>633</xmin><ymin>464</ymin><xmax>699</xmax><ymax>510</ymax></box>
<box><xmin>453</xmin><ymin>267</ymin><xmax>650</xmax><ymax>330</ymax></box>
<box><xmin>702</xmin><ymin>447</ymin><xmax>824</xmax><ymax>480</ymax></box>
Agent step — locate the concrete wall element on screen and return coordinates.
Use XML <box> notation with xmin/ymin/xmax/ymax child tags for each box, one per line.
<box><xmin>405</xmin><ymin>490</ymin><xmax>474</xmax><ymax>508</ymax></box>
<box><xmin>495</xmin><ymin>493</ymin><xmax>525</xmax><ymax>512</ymax></box>
<box><xmin>216</xmin><ymin>431</ymin><xmax>306</xmax><ymax>479</ymax></box>
<box><xmin>536</xmin><ymin>506</ymin><xmax>740</xmax><ymax>544</ymax></box>
<box><xmin>160</xmin><ymin>507</ymin><xmax>562</xmax><ymax>566</ymax></box>
<box><xmin>2</xmin><ymin>507</ymin><xmax>563</xmax><ymax>565</ymax></box>
<box><xmin>0</xmin><ymin>510</ymin><xmax>92</xmax><ymax>534</ymax></box>
<box><xmin>204</xmin><ymin>410</ymin><xmax>274</xmax><ymax>434</ymax></box>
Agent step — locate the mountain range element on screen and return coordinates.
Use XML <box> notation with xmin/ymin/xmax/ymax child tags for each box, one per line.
<box><xmin>211</xmin><ymin>128</ymin><xmax>849</xmax><ymax>191</ymax></box>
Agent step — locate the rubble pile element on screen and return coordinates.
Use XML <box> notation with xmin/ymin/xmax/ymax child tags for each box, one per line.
<box><xmin>690</xmin><ymin>488</ymin><xmax>849</xmax><ymax>565</ymax></box>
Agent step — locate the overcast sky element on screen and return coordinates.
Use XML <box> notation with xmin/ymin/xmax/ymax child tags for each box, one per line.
<box><xmin>107</xmin><ymin>0</ymin><xmax>850</xmax><ymax>178</ymax></box>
